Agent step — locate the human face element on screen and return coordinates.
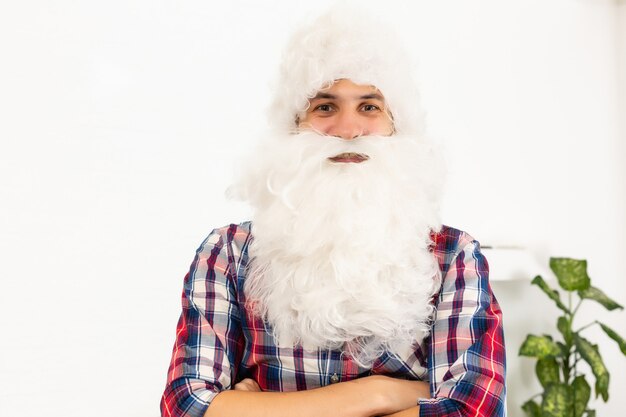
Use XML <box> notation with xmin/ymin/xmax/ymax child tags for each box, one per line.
<box><xmin>297</xmin><ymin>79</ymin><xmax>394</xmax><ymax>163</ymax></box>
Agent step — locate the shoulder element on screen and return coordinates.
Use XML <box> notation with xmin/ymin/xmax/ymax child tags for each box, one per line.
<box><xmin>431</xmin><ymin>224</ymin><xmax>477</xmax><ymax>252</ymax></box>
<box><xmin>187</xmin><ymin>221</ymin><xmax>253</xmax><ymax>283</ymax></box>
<box><xmin>431</xmin><ymin>225</ymin><xmax>484</xmax><ymax>277</ymax></box>
<box><xmin>196</xmin><ymin>221</ymin><xmax>253</xmax><ymax>256</ymax></box>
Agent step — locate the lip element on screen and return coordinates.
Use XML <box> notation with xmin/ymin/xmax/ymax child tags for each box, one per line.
<box><xmin>328</xmin><ymin>152</ymin><xmax>369</xmax><ymax>163</ymax></box>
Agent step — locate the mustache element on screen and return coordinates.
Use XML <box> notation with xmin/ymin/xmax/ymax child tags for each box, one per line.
<box><xmin>327</xmin><ymin>152</ymin><xmax>370</xmax><ymax>163</ymax></box>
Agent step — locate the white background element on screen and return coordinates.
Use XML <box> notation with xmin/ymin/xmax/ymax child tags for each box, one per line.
<box><xmin>1</xmin><ymin>1</ymin><xmax>624</xmax><ymax>416</ymax></box>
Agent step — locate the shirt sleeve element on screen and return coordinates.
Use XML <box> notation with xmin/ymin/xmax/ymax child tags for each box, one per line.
<box><xmin>161</xmin><ymin>229</ymin><xmax>245</xmax><ymax>417</ymax></box>
<box><xmin>419</xmin><ymin>238</ymin><xmax>507</xmax><ymax>417</ymax></box>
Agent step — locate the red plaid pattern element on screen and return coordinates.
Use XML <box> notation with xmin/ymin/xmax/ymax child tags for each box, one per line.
<box><xmin>160</xmin><ymin>222</ymin><xmax>506</xmax><ymax>417</ymax></box>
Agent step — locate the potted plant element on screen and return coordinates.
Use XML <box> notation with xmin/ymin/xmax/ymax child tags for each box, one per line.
<box><xmin>519</xmin><ymin>257</ymin><xmax>625</xmax><ymax>417</ymax></box>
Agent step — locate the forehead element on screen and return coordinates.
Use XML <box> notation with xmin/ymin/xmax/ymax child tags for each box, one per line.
<box><xmin>311</xmin><ymin>79</ymin><xmax>385</xmax><ymax>100</ymax></box>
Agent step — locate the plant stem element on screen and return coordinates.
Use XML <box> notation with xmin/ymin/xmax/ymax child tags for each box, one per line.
<box><xmin>563</xmin><ymin>291</ymin><xmax>573</xmax><ymax>384</ymax></box>
<box><xmin>572</xmin><ymin>351</ymin><xmax>581</xmax><ymax>417</ymax></box>
<box><xmin>568</xmin><ymin>292</ymin><xmax>572</xmax><ymax>316</ymax></box>
<box><xmin>569</xmin><ymin>292</ymin><xmax>575</xmax><ymax>417</ymax></box>
<box><xmin>575</xmin><ymin>321</ymin><xmax>598</xmax><ymax>333</ymax></box>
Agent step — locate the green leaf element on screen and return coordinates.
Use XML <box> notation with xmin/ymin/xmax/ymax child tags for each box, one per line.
<box><xmin>532</xmin><ymin>275</ymin><xmax>570</xmax><ymax>313</ymax></box>
<box><xmin>572</xmin><ymin>375</ymin><xmax>591</xmax><ymax>417</ymax></box>
<box><xmin>598</xmin><ymin>322</ymin><xmax>626</xmax><ymax>355</ymax></box>
<box><xmin>586</xmin><ymin>410</ymin><xmax>596</xmax><ymax>417</ymax></box>
<box><xmin>557</xmin><ymin>316</ymin><xmax>572</xmax><ymax>345</ymax></box>
<box><xmin>556</xmin><ymin>341</ymin><xmax>570</xmax><ymax>357</ymax></box>
<box><xmin>541</xmin><ymin>383</ymin><xmax>573</xmax><ymax>417</ymax></box>
<box><xmin>521</xmin><ymin>399</ymin><xmax>541</xmax><ymax>417</ymax></box>
<box><xmin>520</xmin><ymin>334</ymin><xmax>561</xmax><ymax>358</ymax></box>
<box><xmin>536</xmin><ymin>357</ymin><xmax>560</xmax><ymax>389</ymax></box>
<box><xmin>595</xmin><ymin>377</ymin><xmax>609</xmax><ymax>402</ymax></box>
<box><xmin>578</xmin><ymin>286</ymin><xmax>623</xmax><ymax>311</ymax></box>
<box><xmin>574</xmin><ymin>335</ymin><xmax>610</xmax><ymax>401</ymax></box>
<box><xmin>550</xmin><ymin>257</ymin><xmax>590</xmax><ymax>291</ymax></box>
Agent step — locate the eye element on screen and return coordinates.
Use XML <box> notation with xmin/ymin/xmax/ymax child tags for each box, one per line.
<box><xmin>313</xmin><ymin>103</ymin><xmax>335</xmax><ymax>112</ymax></box>
<box><xmin>361</xmin><ymin>103</ymin><xmax>381</xmax><ymax>112</ymax></box>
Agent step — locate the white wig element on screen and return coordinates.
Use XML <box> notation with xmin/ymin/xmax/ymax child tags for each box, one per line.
<box><xmin>233</xmin><ymin>5</ymin><xmax>443</xmax><ymax>364</ymax></box>
<box><xmin>268</xmin><ymin>6</ymin><xmax>425</xmax><ymax>135</ymax></box>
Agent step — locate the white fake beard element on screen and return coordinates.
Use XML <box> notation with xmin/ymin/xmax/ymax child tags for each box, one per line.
<box><xmin>229</xmin><ymin>131</ymin><xmax>446</xmax><ymax>366</ymax></box>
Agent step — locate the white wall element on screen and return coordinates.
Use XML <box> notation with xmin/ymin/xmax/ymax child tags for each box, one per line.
<box><xmin>0</xmin><ymin>1</ymin><xmax>624</xmax><ymax>416</ymax></box>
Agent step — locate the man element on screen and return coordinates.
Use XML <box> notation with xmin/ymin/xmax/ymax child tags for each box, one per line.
<box><xmin>161</xmin><ymin>7</ymin><xmax>506</xmax><ymax>417</ymax></box>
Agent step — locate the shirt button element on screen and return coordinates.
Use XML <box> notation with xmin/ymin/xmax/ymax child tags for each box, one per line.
<box><xmin>330</xmin><ymin>373</ymin><xmax>340</xmax><ymax>384</ymax></box>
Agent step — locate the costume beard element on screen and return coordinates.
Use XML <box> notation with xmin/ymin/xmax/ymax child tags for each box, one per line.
<box><xmin>229</xmin><ymin>131</ymin><xmax>446</xmax><ymax>366</ymax></box>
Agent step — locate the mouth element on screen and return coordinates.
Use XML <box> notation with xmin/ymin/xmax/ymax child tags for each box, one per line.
<box><xmin>328</xmin><ymin>152</ymin><xmax>369</xmax><ymax>163</ymax></box>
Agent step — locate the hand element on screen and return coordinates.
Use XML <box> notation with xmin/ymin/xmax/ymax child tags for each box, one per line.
<box><xmin>233</xmin><ymin>378</ymin><xmax>262</xmax><ymax>392</ymax></box>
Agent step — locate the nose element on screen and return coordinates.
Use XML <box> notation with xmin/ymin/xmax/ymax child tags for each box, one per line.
<box><xmin>327</xmin><ymin>111</ymin><xmax>366</xmax><ymax>140</ymax></box>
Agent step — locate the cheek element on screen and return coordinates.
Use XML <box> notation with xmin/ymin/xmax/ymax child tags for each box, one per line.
<box><xmin>306</xmin><ymin>117</ymin><xmax>332</xmax><ymax>133</ymax></box>
<box><xmin>368</xmin><ymin>117</ymin><xmax>393</xmax><ymax>135</ymax></box>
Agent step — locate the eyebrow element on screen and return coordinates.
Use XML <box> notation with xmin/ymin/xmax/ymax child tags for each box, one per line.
<box><xmin>310</xmin><ymin>92</ymin><xmax>385</xmax><ymax>101</ymax></box>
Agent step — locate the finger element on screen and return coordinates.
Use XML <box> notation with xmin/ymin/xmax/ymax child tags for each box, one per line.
<box><xmin>233</xmin><ymin>381</ymin><xmax>253</xmax><ymax>391</ymax></box>
<box><xmin>245</xmin><ymin>379</ymin><xmax>262</xmax><ymax>392</ymax></box>
<box><xmin>233</xmin><ymin>378</ymin><xmax>262</xmax><ymax>392</ymax></box>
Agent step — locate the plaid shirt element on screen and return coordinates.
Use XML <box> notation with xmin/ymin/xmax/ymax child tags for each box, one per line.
<box><xmin>161</xmin><ymin>222</ymin><xmax>506</xmax><ymax>417</ymax></box>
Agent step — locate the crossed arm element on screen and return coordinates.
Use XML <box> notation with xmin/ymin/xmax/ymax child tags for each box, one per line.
<box><xmin>203</xmin><ymin>375</ymin><xmax>426</xmax><ymax>417</ymax></box>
